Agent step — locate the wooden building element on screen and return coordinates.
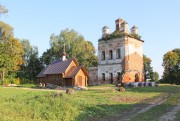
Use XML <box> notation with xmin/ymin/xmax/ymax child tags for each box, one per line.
<box><xmin>36</xmin><ymin>48</ymin><xmax>89</xmax><ymax>87</ymax></box>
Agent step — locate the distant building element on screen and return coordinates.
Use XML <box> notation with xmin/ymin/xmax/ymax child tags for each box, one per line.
<box><xmin>88</xmin><ymin>18</ymin><xmax>144</xmax><ymax>85</ymax></box>
<box><xmin>37</xmin><ymin>45</ymin><xmax>89</xmax><ymax>87</ymax></box>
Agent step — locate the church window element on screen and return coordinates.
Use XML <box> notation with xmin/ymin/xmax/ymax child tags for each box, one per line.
<box><xmin>109</xmin><ymin>50</ymin><xmax>113</xmax><ymax>60</ymax></box>
<box><xmin>116</xmin><ymin>48</ymin><xmax>121</xmax><ymax>59</ymax></box>
<box><xmin>101</xmin><ymin>51</ymin><xmax>105</xmax><ymax>60</ymax></box>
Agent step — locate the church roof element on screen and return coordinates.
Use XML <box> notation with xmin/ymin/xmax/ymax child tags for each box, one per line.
<box><xmin>122</xmin><ymin>21</ymin><xmax>128</xmax><ymax>25</ymax></box>
<box><xmin>43</xmin><ymin>59</ymin><xmax>73</xmax><ymax>75</ymax></box>
<box><xmin>65</xmin><ymin>66</ymin><xmax>81</xmax><ymax>78</ymax></box>
<box><xmin>36</xmin><ymin>58</ymin><xmax>89</xmax><ymax>78</ymax></box>
<box><xmin>36</xmin><ymin>58</ymin><xmax>74</xmax><ymax>77</ymax></box>
<box><xmin>102</xmin><ymin>26</ymin><xmax>109</xmax><ymax>29</ymax></box>
<box><xmin>36</xmin><ymin>66</ymin><xmax>49</xmax><ymax>77</ymax></box>
<box><xmin>131</xmin><ymin>25</ymin><xmax>138</xmax><ymax>30</ymax></box>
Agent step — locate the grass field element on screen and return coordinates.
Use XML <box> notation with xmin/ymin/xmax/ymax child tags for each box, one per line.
<box><xmin>0</xmin><ymin>84</ymin><xmax>179</xmax><ymax>121</ymax></box>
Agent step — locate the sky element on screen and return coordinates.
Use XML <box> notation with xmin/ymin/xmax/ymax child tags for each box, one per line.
<box><xmin>0</xmin><ymin>0</ymin><xmax>180</xmax><ymax>78</ymax></box>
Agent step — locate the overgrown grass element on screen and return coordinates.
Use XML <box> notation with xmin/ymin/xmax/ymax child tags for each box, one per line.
<box><xmin>0</xmin><ymin>84</ymin><xmax>179</xmax><ymax>121</ymax></box>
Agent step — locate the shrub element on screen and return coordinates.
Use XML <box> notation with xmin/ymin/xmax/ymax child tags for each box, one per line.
<box><xmin>14</xmin><ymin>78</ymin><xmax>20</xmax><ymax>85</ymax></box>
<box><xmin>3</xmin><ymin>78</ymin><xmax>11</xmax><ymax>85</ymax></box>
<box><xmin>20</xmin><ymin>78</ymin><xmax>34</xmax><ymax>84</ymax></box>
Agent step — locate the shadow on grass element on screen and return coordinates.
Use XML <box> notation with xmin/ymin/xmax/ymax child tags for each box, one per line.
<box><xmin>76</xmin><ymin>103</ymin><xmax>133</xmax><ymax>121</ymax></box>
<box><xmin>76</xmin><ymin>84</ymin><xmax>180</xmax><ymax>121</ymax></box>
<box><xmin>76</xmin><ymin>96</ymin><xmax>179</xmax><ymax>121</ymax></box>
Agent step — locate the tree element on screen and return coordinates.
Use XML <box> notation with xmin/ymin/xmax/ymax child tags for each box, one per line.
<box><xmin>20</xmin><ymin>39</ymin><xmax>33</xmax><ymax>66</ymax></box>
<box><xmin>26</xmin><ymin>47</ymin><xmax>44</xmax><ymax>81</ymax></box>
<box><xmin>0</xmin><ymin>21</ymin><xmax>24</xmax><ymax>83</ymax></box>
<box><xmin>42</xmin><ymin>28</ymin><xmax>98</xmax><ymax>68</ymax></box>
<box><xmin>143</xmin><ymin>55</ymin><xmax>153</xmax><ymax>81</ymax></box>
<box><xmin>18</xmin><ymin>39</ymin><xmax>44</xmax><ymax>82</ymax></box>
<box><xmin>153</xmin><ymin>72</ymin><xmax>159</xmax><ymax>82</ymax></box>
<box><xmin>162</xmin><ymin>48</ymin><xmax>180</xmax><ymax>85</ymax></box>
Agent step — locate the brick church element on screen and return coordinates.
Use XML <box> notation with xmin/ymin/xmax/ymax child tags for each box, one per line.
<box><xmin>88</xmin><ymin>18</ymin><xmax>144</xmax><ymax>85</ymax></box>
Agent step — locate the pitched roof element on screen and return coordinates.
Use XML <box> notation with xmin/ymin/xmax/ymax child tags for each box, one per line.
<box><xmin>43</xmin><ymin>58</ymin><xmax>73</xmax><ymax>75</ymax></box>
<box><xmin>65</xmin><ymin>66</ymin><xmax>81</xmax><ymax>78</ymax></box>
<box><xmin>36</xmin><ymin>66</ymin><xmax>49</xmax><ymax>77</ymax></box>
<box><xmin>36</xmin><ymin>58</ymin><xmax>74</xmax><ymax>78</ymax></box>
<box><xmin>65</xmin><ymin>66</ymin><xmax>89</xmax><ymax>78</ymax></box>
<box><xmin>36</xmin><ymin>58</ymin><xmax>89</xmax><ymax>79</ymax></box>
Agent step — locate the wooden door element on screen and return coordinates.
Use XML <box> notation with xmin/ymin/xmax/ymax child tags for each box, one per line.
<box><xmin>77</xmin><ymin>76</ymin><xmax>82</xmax><ymax>86</ymax></box>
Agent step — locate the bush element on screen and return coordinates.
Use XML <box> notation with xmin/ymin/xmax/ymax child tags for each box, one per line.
<box><xmin>20</xmin><ymin>78</ymin><xmax>34</xmax><ymax>84</ymax></box>
<box><xmin>14</xmin><ymin>78</ymin><xmax>20</xmax><ymax>85</ymax></box>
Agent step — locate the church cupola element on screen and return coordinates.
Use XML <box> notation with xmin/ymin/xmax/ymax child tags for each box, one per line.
<box><xmin>102</xmin><ymin>26</ymin><xmax>110</xmax><ymax>37</ymax></box>
<box><xmin>131</xmin><ymin>25</ymin><xmax>138</xmax><ymax>34</ymax></box>
<box><xmin>62</xmin><ymin>44</ymin><xmax>67</xmax><ymax>61</ymax></box>
<box><xmin>115</xmin><ymin>18</ymin><xmax>124</xmax><ymax>31</ymax></box>
<box><xmin>121</xmin><ymin>21</ymin><xmax>129</xmax><ymax>33</ymax></box>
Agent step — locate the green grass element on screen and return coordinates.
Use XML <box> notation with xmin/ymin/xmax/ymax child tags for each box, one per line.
<box><xmin>0</xmin><ymin>84</ymin><xmax>179</xmax><ymax>121</ymax></box>
<box><xmin>126</xmin><ymin>85</ymin><xmax>180</xmax><ymax>121</ymax></box>
<box><xmin>16</xmin><ymin>83</ymin><xmax>36</xmax><ymax>88</ymax></box>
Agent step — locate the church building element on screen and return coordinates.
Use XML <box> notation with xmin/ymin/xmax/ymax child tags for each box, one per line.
<box><xmin>88</xmin><ymin>18</ymin><xmax>144</xmax><ymax>85</ymax></box>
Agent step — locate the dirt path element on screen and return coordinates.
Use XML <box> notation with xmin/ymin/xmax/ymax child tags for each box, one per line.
<box><xmin>113</xmin><ymin>94</ymin><xmax>170</xmax><ymax>121</ymax></box>
<box><xmin>90</xmin><ymin>94</ymin><xmax>171</xmax><ymax>121</ymax></box>
<box><xmin>158</xmin><ymin>103</ymin><xmax>180</xmax><ymax>121</ymax></box>
<box><xmin>2</xmin><ymin>86</ymin><xmax>66</xmax><ymax>92</ymax></box>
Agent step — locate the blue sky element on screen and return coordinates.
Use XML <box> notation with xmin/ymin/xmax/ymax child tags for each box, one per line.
<box><xmin>1</xmin><ymin>0</ymin><xmax>180</xmax><ymax>77</ymax></box>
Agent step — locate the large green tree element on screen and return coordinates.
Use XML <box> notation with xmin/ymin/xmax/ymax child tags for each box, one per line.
<box><xmin>162</xmin><ymin>48</ymin><xmax>180</xmax><ymax>85</ymax></box>
<box><xmin>143</xmin><ymin>55</ymin><xmax>154</xmax><ymax>81</ymax></box>
<box><xmin>0</xmin><ymin>21</ymin><xmax>24</xmax><ymax>83</ymax></box>
<box><xmin>18</xmin><ymin>39</ymin><xmax>44</xmax><ymax>82</ymax></box>
<box><xmin>153</xmin><ymin>71</ymin><xmax>159</xmax><ymax>82</ymax></box>
<box><xmin>42</xmin><ymin>28</ymin><xmax>98</xmax><ymax>68</ymax></box>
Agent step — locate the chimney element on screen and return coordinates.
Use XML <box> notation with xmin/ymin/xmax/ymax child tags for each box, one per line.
<box><xmin>62</xmin><ymin>43</ymin><xmax>66</xmax><ymax>61</ymax></box>
<box><xmin>102</xmin><ymin>26</ymin><xmax>110</xmax><ymax>37</ymax></box>
<box><xmin>115</xmin><ymin>18</ymin><xmax>124</xmax><ymax>31</ymax></box>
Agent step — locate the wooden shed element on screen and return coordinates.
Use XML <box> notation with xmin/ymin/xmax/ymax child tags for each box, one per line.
<box><xmin>36</xmin><ymin>58</ymin><xmax>89</xmax><ymax>87</ymax></box>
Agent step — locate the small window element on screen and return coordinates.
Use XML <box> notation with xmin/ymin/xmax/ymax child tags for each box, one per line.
<box><xmin>101</xmin><ymin>51</ymin><xmax>105</xmax><ymax>60</ymax></box>
<box><xmin>116</xmin><ymin>48</ymin><xmax>121</xmax><ymax>59</ymax></box>
<box><xmin>109</xmin><ymin>50</ymin><xmax>113</xmax><ymax>60</ymax></box>
<box><xmin>102</xmin><ymin>73</ymin><xmax>105</xmax><ymax>81</ymax></box>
